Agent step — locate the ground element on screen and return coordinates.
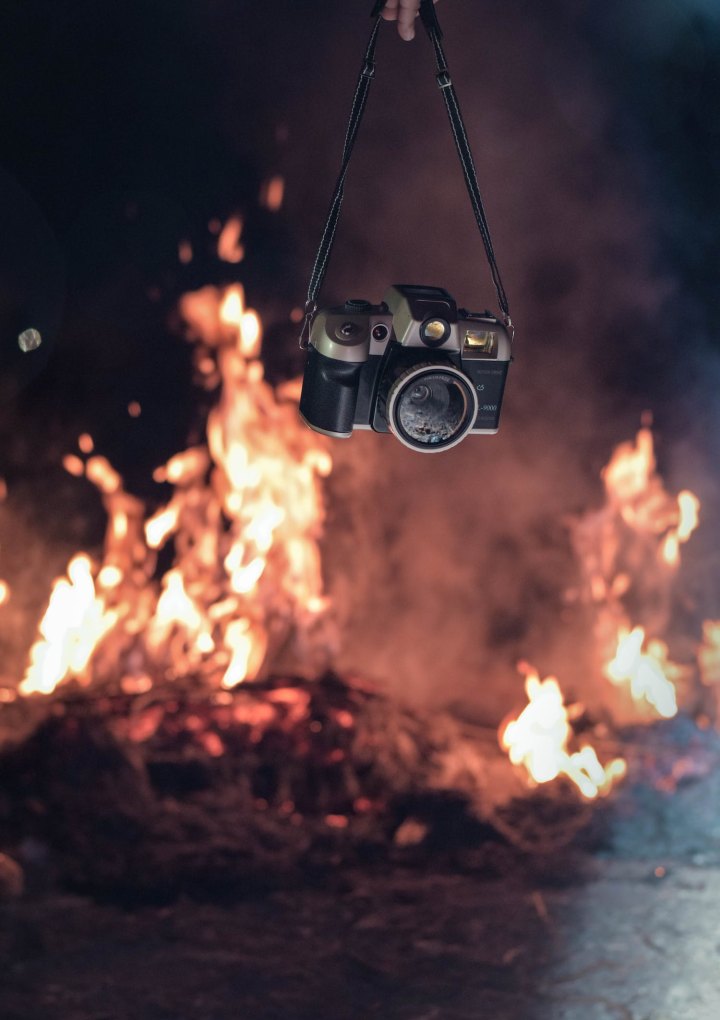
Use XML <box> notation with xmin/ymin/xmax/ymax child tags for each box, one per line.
<box><xmin>1</xmin><ymin>858</ymin><xmax>720</xmax><ymax>1020</ymax></box>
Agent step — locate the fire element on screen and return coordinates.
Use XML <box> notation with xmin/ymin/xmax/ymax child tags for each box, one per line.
<box><xmin>500</xmin><ymin>664</ymin><xmax>626</xmax><ymax>800</ymax></box>
<box><xmin>19</xmin><ymin>278</ymin><xmax>332</xmax><ymax>697</ymax></box>
<box><xmin>699</xmin><ymin>621</ymin><xmax>720</xmax><ymax>687</ymax></box>
<box><xmin>601</xmin><ymin>426</ymin><xmax>700</xmax><ymax>568</ymax></box>
<box><xmin>574</xmin><ymin>424</ymin><xmax>702</xmax><ymax>718</ymax></box>
<box><xmin>20</xmin><ymin>554</ymin><xmax>118</xmax><ymax>695</ymax></box>
<box><xmin>605</xmin><ymin>626</ymin><xmax>680</xmax><ymax>719</ymax></box>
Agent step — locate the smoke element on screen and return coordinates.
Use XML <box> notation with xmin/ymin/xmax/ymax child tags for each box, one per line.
<box><xmin>275</xmin><ymin>0</ymin><xmax>719</xmax><ymax>718</ymax></box>
<box><xmin>2</xmin><ymin>1</ymin><xmax>716</xmax><ymax>717</ymax></box>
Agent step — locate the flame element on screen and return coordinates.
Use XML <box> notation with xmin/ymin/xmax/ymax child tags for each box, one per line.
<box><xmin>0</xmin><ymin>580</ymin><xmax>9</xmax><ymax>607</ymax></box>
<box><xmin>20</xmin><ymin>277</ymin><xmax>332</xmax><ymax>698</ymax></box>
<box><xmin>500</xmin><ymin>664</ymin><xmax>626</xmax><ymax>800</ymax></box>
<box><xmin>601</xmin><ymin>427</ymin><xmax>700</xmax><ymax>565</ymax></box>
<box><xmin>605</xmin><ymin>626</ymin><xmax>680</xmax><ymax>718</ymax></box>
<box><xmin>20</xmin><ymin>554</ymin><xmax>118</xmax><ymax>695</ymax></box>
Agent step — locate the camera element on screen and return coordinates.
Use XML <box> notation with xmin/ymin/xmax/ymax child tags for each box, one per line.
<box><xmin>299</xmin><ymin>285</ymin><xmax>512</xmax><ymax>453</ymax></box>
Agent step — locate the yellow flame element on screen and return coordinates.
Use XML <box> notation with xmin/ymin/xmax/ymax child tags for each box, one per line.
<box><xmin>606</xmin><ymin>626</ymin><xmax>679</xmax><ymax>718</ymax></box>
<box><xmin>20</xmin><ymin>555</ymin><xmax>118</xmax><ymax>695</ymax></box>
<box><xmin>222</xmin><ymin>618</ymin><xmax>267</xmax><ymax>687</ymax></box>
<box><xmin>500</xmin><ymin>665</ymin><xmax>626</xmax><ymax>799</ymax></box>
<box><xmin>18</xmin><ymin>280</ymin><xmax>332</xmax><ymax>700</ymax></box>
<box><xmin>0</xmin><ymin>580</ymin><xmax>9</xmax><ymax>606</ymax></box>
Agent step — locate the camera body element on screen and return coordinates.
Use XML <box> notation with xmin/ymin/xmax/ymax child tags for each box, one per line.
<box><xmin>299</xmin><ymin>285</ymin><xmax>512</xmax><ymax>452</ymax></box>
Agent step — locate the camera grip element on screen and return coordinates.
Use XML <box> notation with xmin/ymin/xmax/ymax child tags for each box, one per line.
<box><xmin>299</xmin><ymin>346</ymin><xmax>364</xmax><ymax>438</ymax></box>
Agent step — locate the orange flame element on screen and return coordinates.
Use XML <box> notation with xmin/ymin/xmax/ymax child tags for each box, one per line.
<box><xmin>20</xmin><ymin>554</ymin><xmax>118</xmax><ymax>695</ymax></box>
<box><xmin>699</xmin><ymin>621</ymin><xmax>720</xmax><ymax>687</ymax></box>
<box><xmin>575</xmin><ymin>424</ymin><xmax>702</xmax><ymax>719</ymax></box>
<box><xmin>601</xmin><ymin>427</ymin><xmax>700</xmax><ymax>567</ymax></box>
<box><xmin>499</xmin><ymin>664</ymin><xmax>626</xmax><ymax>800</ymax></box>
<box><xmin>21</xmin><ymin>279</ymin><xmax>332</xmax><ymax>697</ymax></box>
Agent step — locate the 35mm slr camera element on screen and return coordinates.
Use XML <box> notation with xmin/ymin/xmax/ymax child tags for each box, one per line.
<box><xmin>299</xmin><ymin>285</ymin><xmax>512</xmax><ymax>453</ymax></box>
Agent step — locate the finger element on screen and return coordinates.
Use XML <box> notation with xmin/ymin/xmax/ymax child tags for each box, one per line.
<box><xmin>396</xmin><ymin>0</ymin><xmax>420</xmax><ymax>40</ymax></box>
<box><xmin>381</xmin><ymin>0</ymin><xmax>399</xmax><ymax>21</ymax></box>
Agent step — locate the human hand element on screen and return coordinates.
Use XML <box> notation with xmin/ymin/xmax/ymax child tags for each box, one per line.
<box><xmin>380</xmin><ymin>0</ymin><xmax>440</xmax><ymax>42</ymax></box>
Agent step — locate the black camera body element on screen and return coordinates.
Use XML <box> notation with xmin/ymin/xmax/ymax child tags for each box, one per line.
<box><xmin>299</xmin><ymin>285</ymin><xmax>512</xmax><ymax>452</ymax></box>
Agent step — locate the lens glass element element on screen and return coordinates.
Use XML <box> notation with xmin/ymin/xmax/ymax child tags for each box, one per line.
<box><xmin>391</xmin><ymin>368</ymin><xmax>476</xmax><ymax>450</ymax></box>
<box><xmin>420</xmin><ymin>318</ymin><xmax>450</xmax><ymax>346</ymax></box>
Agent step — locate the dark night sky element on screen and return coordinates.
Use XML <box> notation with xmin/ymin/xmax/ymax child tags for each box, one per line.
<box><xmin>1</xmin><ymin>0</ymin><xmax>719</xmax><ymax>710</ymax></box>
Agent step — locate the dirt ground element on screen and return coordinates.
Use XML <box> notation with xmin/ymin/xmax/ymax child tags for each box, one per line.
<box><xmin>2</xmin><ymin>712</ymin><xmax>720</xmax><ymax>1019</ymax></box>
<box><xmin>1</xmin><ymin>857</ymin><xmax>719</xmax><ymax>1020</ymax></box>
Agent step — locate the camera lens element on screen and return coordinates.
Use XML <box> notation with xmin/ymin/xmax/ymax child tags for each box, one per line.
<box><xmin>387</xmin><ymin>364</ymin><xmax>478</xmax><ymax>452</ymax></box>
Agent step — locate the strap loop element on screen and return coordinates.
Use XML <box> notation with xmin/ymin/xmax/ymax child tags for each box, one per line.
<box><xmin>299</xmin><ymin>3</ymin><xmax>512</xmax><ymax>346</ymax></box>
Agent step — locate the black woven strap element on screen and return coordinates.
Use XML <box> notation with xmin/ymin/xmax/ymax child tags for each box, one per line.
<box><xmin>300</xmin><ymin>0</ymin><xmax>512</xmax><ymax>347</ymax></box>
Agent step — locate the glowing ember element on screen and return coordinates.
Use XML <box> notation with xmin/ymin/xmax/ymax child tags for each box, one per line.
<box><xmin>573</xmin><ymin>423</ymin><xmax>703</xmax><ymax>720</ymax></box>
<box><xmin>500</xmin><ymin>664</ymin><xmax>626</xmax><ymax>800</ymax></box>
<box><xmin>260</xmin><ymin>175</ymin><xmax>285</xmax><ymax>212</ymax></box>
<box><xmin>217</xmin><ymin>216</ymin><xmax>244</xmax><ymax>264</ymax></box>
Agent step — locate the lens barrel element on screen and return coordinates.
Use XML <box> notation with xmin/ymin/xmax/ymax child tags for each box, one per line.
<box><xmin>386</xmin><ymin>363</ymin><xmax>478</xmax><ymax>452</ymax></box>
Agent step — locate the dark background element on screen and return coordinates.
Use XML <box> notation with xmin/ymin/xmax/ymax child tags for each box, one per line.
<box><xmin>1</xmin><ymin>0</ymin><xmax>719</xmax><ymax>716</ymax></box>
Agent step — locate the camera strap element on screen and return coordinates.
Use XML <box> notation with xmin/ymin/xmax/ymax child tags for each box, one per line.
<box><xmin>299</xmin><ymin>0</ymin><xmax>512</xmax><ymax>349</ymax></box>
